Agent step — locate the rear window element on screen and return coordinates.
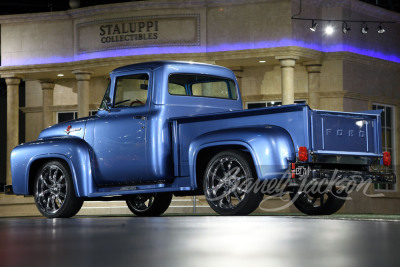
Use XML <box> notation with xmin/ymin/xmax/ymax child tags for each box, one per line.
<box><xmin>168</xmin><ymin>74</ymin><xmax>237</xmax><ymax>100</ymax></box>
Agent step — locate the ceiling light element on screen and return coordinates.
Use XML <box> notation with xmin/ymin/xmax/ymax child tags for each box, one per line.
<box><xmin>361</xmin><ymin>23</ymin><xmax>368</xmax><ymax>34</ymax></box>
<box><xmin>325</xmin><ymin>25</ymin><xmax>334</xmax><ymax>35</ymax></box>
<box><xmin>309</xmin><ymin>20</ymin><xmax>318</xmax><ymax>32</ymax></box>
<box><xmin>259</xmin><ymin>60</ymin><xmax>266</xmax><ymax>63</ymax></box>
<box><xmin>342</xmin><ymin>22</ymin><xmax>351</xmax><ymax>34</ymax></box>
<box><xmin>378</xmin><ymin>24</ymin><xmax>385</xmax><ymax>34</ymax></box>
<box><xmin>57</xmin><ymin>74</ymin><xmax>64</xmax><ymax>77</ymax></box>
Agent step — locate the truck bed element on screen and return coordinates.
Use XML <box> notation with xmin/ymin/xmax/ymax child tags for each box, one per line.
<box><xmin>172</xmin><ymin>104</ymin><xmax>382</xmax><ymax>177</ymax></box>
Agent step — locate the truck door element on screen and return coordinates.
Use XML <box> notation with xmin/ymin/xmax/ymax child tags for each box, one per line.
<box><xmin>93</xmin><ymin>72</ymin><xmax>150</xmax><ymax>185</ymax></box>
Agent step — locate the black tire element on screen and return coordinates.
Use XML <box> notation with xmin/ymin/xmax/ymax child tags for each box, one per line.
<box><xmin>289</xmin><ymin>186</ymin><xmax>347</xmax><ymax>215</ymax></box>
<box><xmin>126</xmin><ymin>193</ymin><xmax>172</xmax><ymax>216</ymax></box>
<box><xmin>203</xmin><ymin>150</ymin><xmax>263</xmax><ymax>216</ymax></box>
<box><xmin>34</xmin><ymin>160</ymin><xmax>83</xmax><ymax>218</ymax></box>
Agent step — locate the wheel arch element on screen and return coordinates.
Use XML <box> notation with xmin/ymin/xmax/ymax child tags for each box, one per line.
<box><xmin>193</xmin><ymin>144</ymin><xmax>255</xmax><ymax>194</ymax></box>
<box><xmin>26</xmin><ymin>155</ymin><xmax>87</xmax><ymax>197</ymax></box>
<box><xmin>11</xmin><ymin>137</ymin><xmax>96</xmax><ymax>197</ymax></box>
<box><xmin>189</xmin><ymin>125</ymin><xmax>296</xmax><ymax>191</ymax></box>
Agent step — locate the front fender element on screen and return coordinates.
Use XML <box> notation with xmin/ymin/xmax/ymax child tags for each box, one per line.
<box><xmin>10</xmin><ymin>137</ymin><xmax>95</xmax><ymax>197</ymax></box>
<box><xmin>189</xmin><ymin>126</ymin><xmax>296</xmax><ymax>188</ymax></box>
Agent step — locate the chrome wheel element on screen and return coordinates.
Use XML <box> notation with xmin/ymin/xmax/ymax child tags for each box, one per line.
<box><xmin>203</xmin><ymin>150</ymin><xmax>263</xmax><ymax>215</ymax></box>
<box><xmin>34</xmin><ymin>161</ymin><xmax>83</xmax><ymax>218</ymax></box>
<box><xmin>205</xmin><ymin>156</ymin><xmax>248</xmax><ymax>209</ymax></box>
<box><xmin>36</xmin><ymin>164</ymin><xmax>67</xmax><ymax>215</ymax></box>
<box><xmin>289</xmin><ymin>186</ymin><xmax>347</xmax><ymax>215</ymax></box>
<box><xmin>130</xmin><ymin>194</ymin><xmax>155</xmax><ymax>212</ymax></box>
<box><xmin>126</xmin><ymin>193</ymin><xmax>172</xmax><ymax>216</ymax></box>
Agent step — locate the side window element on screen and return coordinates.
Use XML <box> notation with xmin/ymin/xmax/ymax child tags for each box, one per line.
<box><xmin>114</xmin><ymin>73</ymin><xmax>149</xmax><ymax>108</ymax></box>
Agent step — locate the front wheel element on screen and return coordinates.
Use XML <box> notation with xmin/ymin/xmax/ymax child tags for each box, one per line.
<box><xmin>203</xmin><ymin>150</ymin><xmax>263</xmax><ymax>215</ymax></box>
<box><xmin>34</xmin><ymin>160</ymin><xmax>83</xmax><ymax>218</ymax></box>
<box><xmin>289</xmin><ymin>186</ymin><xmax>347</xmax><ymax>215</ymax></box>
<box><xmin>126</xmin><ymin>193</ymin><xmax>172</xmax><ymax>216</ymax></box>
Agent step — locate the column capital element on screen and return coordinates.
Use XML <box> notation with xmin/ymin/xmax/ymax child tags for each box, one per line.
<box><xmin>4</xmin><ymin>77</ymin><xmax>21</xmax><ymax>86</ymax></box>
<box><xmin>304</xmin><ymin>61</ymin><xmax>323</xmax><ymax>73</ymax></box>
<box><xmin>2</xmin><ymin>73</ymin><xmax>24</xmax><ymax>79</ymax></box>
<box><xmin>275</xmin><ymin>56</ymin><xmax>299</xmax><ymax>68</ymax></box>
<box><xmin>72</xmin><ymin>70</ymin><xmax>94</xmax><ymax>81</ymax></box>
<box><xmin>40</xmin><ymin>80</ymin><xmax>55</xmax><ymax>90</ymax></box>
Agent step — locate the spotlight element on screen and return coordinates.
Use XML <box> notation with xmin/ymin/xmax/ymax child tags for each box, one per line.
<box><xmin>342</xmin><ymin>22</ymin><xmax>351</xmax><ymax>34</ymax></box>
<box><xmin>325</xmin><ymin>25</ymin><xmax>334</xmax><ymax>35</ymax></box>
<box><xmin>310</xmin><ymin>20</ymin><xmax>318</xmax><ymax>32</ymax></box>
<box><xmin>361</xmin><ymin>23</ymin><xmax>368</xmax><ymax>34</ymax></box>
<box><xmin>378</xmin><ymin>24</ymin><xmax>385</xmax><ymax>34</ymax></box>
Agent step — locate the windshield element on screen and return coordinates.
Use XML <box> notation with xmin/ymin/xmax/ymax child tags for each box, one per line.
<box><xmin>99</xmin><ymin>81</ymin><xmax>111</xmax><ymax>110</ymax></box>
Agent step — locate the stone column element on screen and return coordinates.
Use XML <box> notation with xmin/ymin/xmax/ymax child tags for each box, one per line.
<box><xmin>5</xmin><ymin>77</ymin><xmax>21</xmax><ymax>185</ymax></box>
<box><xmin>41</xmin><ymin>81</ymin><xmax>55</xmax><ymax>128</ymax></box>
<box><xmin>72</xmin><ymin>70</ymin><xmax>93</xmax><ymax>118</ymax></box>
<box><xmin>276</xmin><ymin>56</ymin><xmax>299</xmax><ymax>105</ymax></box>
<box><xmin>304</xmin><ymin>61</ymin><xmax>323</xmax><ymax>109</ymax></box>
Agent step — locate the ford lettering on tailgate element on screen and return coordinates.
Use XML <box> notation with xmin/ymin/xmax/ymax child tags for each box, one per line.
<box><xmin>312</xmin><ymin>111</ymin><xmax>379</xmax><ymax>154</ymax></box>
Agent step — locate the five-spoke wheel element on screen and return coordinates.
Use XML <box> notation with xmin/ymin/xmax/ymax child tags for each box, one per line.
<box><xmin>34</xmin><ymin>160</ymin><xmax>83</xmax><ymax>218</ymax></box>
<box><xmin>203</xmin><ymin>150</ymin><xmax>263</xmax><ymax>215</ymax></box>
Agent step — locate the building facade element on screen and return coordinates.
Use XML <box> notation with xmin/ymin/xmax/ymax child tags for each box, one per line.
<box><xmin>0</xmin><ymin>0</ymin><xmax>399</xmax><ymax>216</ymax></box>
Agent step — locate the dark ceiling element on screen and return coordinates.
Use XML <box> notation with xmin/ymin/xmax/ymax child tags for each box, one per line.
<box><xmin>0</xmin><ymin>0</ymin><xmax>138</xmax><ymax>15</ymax></box>
<box><xmin>0</xmin><ymin>0</ymin><xmax>398</xmax><ymax>15</ymax></box>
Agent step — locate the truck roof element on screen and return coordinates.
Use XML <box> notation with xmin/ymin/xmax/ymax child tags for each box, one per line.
<box><xmin>111</xmin><ymin>60</ymin><xmax>231</xmax><ymax>74</ymax></box>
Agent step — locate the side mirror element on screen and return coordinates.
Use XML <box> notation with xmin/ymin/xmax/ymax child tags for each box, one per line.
<box><xmin>101</xmin><ymin>96</ymin><xmax>112</xmax><ymax>112</ymax></box>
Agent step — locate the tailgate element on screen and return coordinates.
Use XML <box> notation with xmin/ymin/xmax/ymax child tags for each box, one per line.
<box><xmin>311</xmin><ymin>110</ymin><xmax>382</xmax><ymax>156</ymax></box>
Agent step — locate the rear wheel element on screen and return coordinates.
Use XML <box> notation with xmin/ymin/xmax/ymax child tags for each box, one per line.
<box><xmin>34</xmin><ymin>160</ymin><xmax>83</xmax><ymax>218</ymax></box>
<box><xmin>289</xmin><ymin>186</ymin><xmax>347</xmax><ymax>215</ymax></box>
<box><xmin>126</xmin><ymin>193</ymin><xmax>172</xmax><ymax>216</ymax></box>
<box><xmin>203</xmin><ymin>150</ymin><xmax>263</xmax><ymax>215</ymax></box>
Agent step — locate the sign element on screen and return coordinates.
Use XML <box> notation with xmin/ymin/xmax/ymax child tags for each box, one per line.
<box><xmin>76</xmin><ymin>14</ymin><xmax>200</xmax><ymax>54</ymax></box>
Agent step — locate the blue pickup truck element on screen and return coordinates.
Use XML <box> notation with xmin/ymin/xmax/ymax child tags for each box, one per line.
<box><xmin>8</xmin><ymin>61</ymin><xmax>395</xmax><ymax>218</ymax></box>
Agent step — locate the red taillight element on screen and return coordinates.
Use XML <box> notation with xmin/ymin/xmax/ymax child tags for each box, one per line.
<box><xmin>383</xmin><ymin>152</ymin><xmax>391</xmax><ymax>166</ymax></box>
<box><xmin>298</xmin><ymin>146</ymin><xmax>308</xmax><ymax>162</ymax></box>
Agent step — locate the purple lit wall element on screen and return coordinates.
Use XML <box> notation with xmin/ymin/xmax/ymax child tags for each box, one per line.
<box><xmin>3</xmin><ymin>38</ymin><xmax>399</xmax><ymax>67</ymax></box>
<box><xmin>1</xmin><ymin>0</ymin><xmax>399</xmax><ymax>67</ymax></box>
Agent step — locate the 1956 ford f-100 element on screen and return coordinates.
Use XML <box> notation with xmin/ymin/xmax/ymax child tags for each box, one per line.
<box><xmin>7</xmin><ymin>61</ymin><xmax>395</xmax><ymax>218</ymax></box>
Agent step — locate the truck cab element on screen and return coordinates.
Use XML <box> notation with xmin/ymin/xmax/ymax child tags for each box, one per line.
<box><xmin>89</xmin><ymin>61</ymin><xmax>243</xmax><ymax>185</ymax></box>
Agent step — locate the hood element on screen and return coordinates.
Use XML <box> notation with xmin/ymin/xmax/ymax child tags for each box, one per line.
<box><xmin>38</xmin><ymin>117</ymin><xmax>90</xmax><ymax>140</ymax></box>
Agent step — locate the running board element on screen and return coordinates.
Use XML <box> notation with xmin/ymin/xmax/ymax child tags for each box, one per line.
<box><xmin>88</xmin><ymin>177</ymin><xmax>193</xmax><ymax>198</ymax></box>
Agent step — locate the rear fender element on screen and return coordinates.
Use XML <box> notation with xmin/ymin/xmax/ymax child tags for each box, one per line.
<box><xmin>188</xmin><ymin>126</ymin><xmax>296</xmax><ymax>189</ymax></box>
<box><xmin>11</xmin><ymin>137</ymin><xmax>95</xmax><ymax>197</ymax></box>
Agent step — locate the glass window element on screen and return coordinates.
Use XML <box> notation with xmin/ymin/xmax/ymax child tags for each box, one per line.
<box><xmin>99</xmin><ymin>82</ymin><xmax>111</xmax><ymax>110</ymax></box>
<box><xmin>247</xmin><ymin>103</ymin><xmax>266</xmax><ymax>109</ymax></box>
<box><xmin>246</xmin><ymin>100</ymin><xmax>305</xmax><ymax>109</ymax></box>
<box><xmin>57</xmin><ymin>112</ymin><xmax>76</xmax><ymax>123</ymax></box>
<box><xmin>168</xmin><ymin>74</ymin><xmax>237</xmax><ymax>100</ymax></box>
<box><xmin>114</xmin><ymin>74</ymin><xmax>149</xmax><ymax>108</ymax></box>
<box><xmin>373</xmin><ymin>104</ymin><xmax>396</xmax><ymax>191</ymax></box>
<box><xmin>57</xmin><ymin>110</ymin><xmax>97</xmax><ymax>123</ymax></box>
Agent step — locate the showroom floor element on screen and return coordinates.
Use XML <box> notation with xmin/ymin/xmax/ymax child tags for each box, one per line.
<box><xmin>1</xmin><ymin>215</ymin><xmax>399</xmax><ymax>267</ymax></box>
